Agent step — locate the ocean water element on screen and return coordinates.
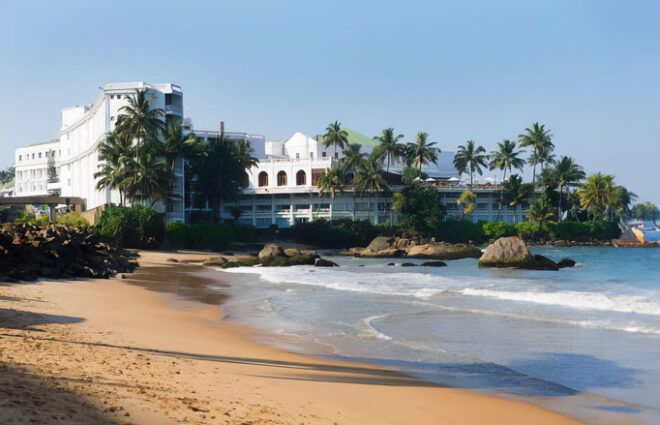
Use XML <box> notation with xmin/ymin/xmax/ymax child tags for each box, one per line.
<box><xmin>216</xmin><ymin>247</ymin><xmax>660</xmax><ymax>423</ymax></box>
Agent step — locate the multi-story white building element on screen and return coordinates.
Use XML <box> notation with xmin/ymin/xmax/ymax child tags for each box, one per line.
<box><xmin>13</xmin><ymin>81</ymin><xmax>529</xmax><ymax>227</ymax></box>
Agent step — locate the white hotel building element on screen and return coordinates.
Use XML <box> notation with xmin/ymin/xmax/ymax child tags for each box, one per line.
<box><xmin>13</xmin><ymin>81</ymin><xmax>529</xmax><ymax>226</ymax></box>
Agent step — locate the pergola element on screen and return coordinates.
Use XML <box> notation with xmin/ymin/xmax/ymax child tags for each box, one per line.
<box><xmin>0</xmin><ymin>196</ymin><xmax>86</xmax><ymax>223</ymax></box>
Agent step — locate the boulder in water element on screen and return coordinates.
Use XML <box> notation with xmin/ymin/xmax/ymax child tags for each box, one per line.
<box><xmin>557</xmin><ymin>258</ymin><xmax>576</xmax><ymax>268</ymax></box>
<box><xmin>479</xmin><ymin>236</ymin><xmax>531</xmax><ymax>268</ymax></box>
<box><xmin>421</xmin><ymin>261</ymin><xmax>447</xmax><ymax>267</ymax></box>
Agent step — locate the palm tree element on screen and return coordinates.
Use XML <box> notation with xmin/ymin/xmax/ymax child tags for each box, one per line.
<box><xmin>322</xmin><ymin>121</ymin><xmax>349</xmax><ymax>159</ymax></box>
<box><xmin>161</xmin><ymin>120</ymin><xmax>201</xmax><ymax>174</ymax></box>
<box><xmin>577</xmin><ymin>173</ymin><xmax>615</xmax><ymax>220</ymax></box>
<box><xmin>489</xmin><ymin>139</ymin><xmax>525</xmax><ymax>218</ymax></box>
<box><xmin>116</xmin><ymin>88</ymin><xmax>166</xmax><ymax>161</ymax></box>
<box><xmin>123</xmin><ymin>153</ymin><xmax>172</xmax><ymax>206</ymax></box>
<box><xmin>354</xmin><ymin>155</ymin><xmax>388</xmax><ymax>223</ymax></box>
<box><xmin>552</xmin><ymin>156</ymin><xmax>585</xmax><ymax>221</ymax></box>
<box><xmin>453</xmin><ymin>140</ymin><xmax>488</xmax><ymax>186</ymax></box>
<box><xmin>529</xmin><ymin>144</ymin><xmax>556</xmax><ymax>187</ymax></box>
<box><xmin>373</xmin><ymin>128</ymin><xmax>404</xmax><ymax>175</ymax></box>
<box><xmin>406</xmin><ymin>132</ymin><xmax>439</xmax><ymax>174</ymax></box>
<box><xmin>527</xmin><ymin>192</ymin><xmax>556</xmax><ymax>233</ymax></box>
<box><xmin>501</xmin><ymin>174</ymin><xmax>534</xmax><ymax>222</ymax></box>
<box><xmin>232</xmin><ymin>139</ymin><xmax>259</xmax><ymax>170</ymax></box>
<box><xmin>94</xmin><ymin>130</ymin><xmax>134</xmax><ymax>205</ymax></box>
<box><xmin>318</xmin><ymin>167</ymin><xmax>344</xmax><ymax>218</ymax></box>
<box><xmin>340</xmin><ymin>143</ymin><xmax>365</xmax><ymax>180</ymax></box>
<box><xmin>518</xmin><ymin>122</ymin><xmax>553</xmax><ymax>186</ymax></box>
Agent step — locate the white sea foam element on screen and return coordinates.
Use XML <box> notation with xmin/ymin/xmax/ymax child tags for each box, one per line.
<box><xmin>460</xmin><ymin>288</ymin><xmax>660</xmax><ymax>316</ymax></box>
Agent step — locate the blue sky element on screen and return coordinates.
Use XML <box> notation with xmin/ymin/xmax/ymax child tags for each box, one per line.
<box><xmin>1</xmin><ymin>0</ymin><xmax>658</xmax><ymax>204</ymax></box>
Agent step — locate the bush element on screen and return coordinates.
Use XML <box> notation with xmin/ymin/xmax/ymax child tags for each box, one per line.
<box><xmin>56</xmin><ymin>212</ymin><xmax>89</xmax><ymax>227</ymax></box>
<box><xmin>14</xmin><ymin>211</ymin><xmax>49</xmax><ymax>225</ymax></box>
<box><xmin>546</xmin><ymin>220</ymin><xmax>619</xmax><ymax>241</ymax></box>
<box><xmin>434</xmin><ymin>220</ymin><xmax>485</xmax><ymax>243</ymax></box>
<box><xmin>482</xmin><ymin>221</ymin><xmax>516</xmax><ymax>239</ymax></box>
<box><xmin>514</xmin><ymin>221</ymin><xmax>540</xmax><ymax>240</ymax></box>
<box><xmin>232</xmin><ymin>223</ymin><xmax>257</xmax><ymax>242</ymax></box>
<box><xmin>95</xmin><ymin>205</ymin><xmax>165</xmax><ymax>249</ymax></box>
<box><xmin>284</xmin><ymin>218</ymin><xmax>380</xmax><ymax>248</ymax></box>
<box><xmin>165</xmin><ymin>222</ymin><xmax>234</xmax><ymax>249</ymax></box>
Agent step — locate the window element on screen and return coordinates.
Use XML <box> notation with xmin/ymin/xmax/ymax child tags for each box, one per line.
<box><xmin>335</xmin><ymin>152</ymin><xmax>339</xmax><ymax>159</ymax></box>
<box><xmin>277</xmin><ymin>171</ymin><xmax>287</xmax><ymax>186</ymax></box>
<box><xmin>322</xmin><ymin>152</ymin><xmax>326</xmax><ymax>158</ymax></box>
<box><xmin>256</xmin><ymin>205</ymin><xmax>272</xmax><ymax>212</ymax></box>
<box><xmin>276</xmin><ymin>204</ymin><xmax>291</xmax><ymax>212</ymax></box>
<box><xmin>296</xmin><ymin>170</ymin><xmax>306</xmax><ymax>186</ymax></box>
<box><xmin>311</xmin><ymin>168</ymin><xmax>325</xmax><ymax>186</ymax></box>
<box><xmin>18</xmin><ymin>155</ymin><xmax>22</xmax><ymax>161</ymax></box>
<box><xmin>295</xmin><ymin>153</ymin><xmax>300</xmax><ymax>160</ymax></box>
<box><xmin>310</xmin><ymin>152</ymin><xmax>314</xmax><ymax>159</ymax></box>
<box><xmin>32</xmin><ymin>154</ymin><xmax>35</xmax><ymax>159</ymax></box>
<box><xmin>256</xmin><ymin>218</ymin><xmax>272</xmax><ymax>228</ymax></box>
<box><xmin>38</xmin><ymin>152</ymin><xmax>42</xmax><ymax>159</ymax></box>
<box><xmin>476</xmin><ymin>203</ymin><xmax>489</xmax><ymax>209</ymax></box>
<box><xmin>165</xmin><ymin>94</ymin><xmax>172</xmax><ymax>105</ymax></box>
<box><xmin>258</xmin><ymin>171</ymin><xmax>269</xmax><ymax>187</ymax></box>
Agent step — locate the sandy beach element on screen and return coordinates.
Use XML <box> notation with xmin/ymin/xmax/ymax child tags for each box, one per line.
<box><xmin>0</xmin><ymin>250</ymin><xmax>580</xmax><ymax>425</ymax></box>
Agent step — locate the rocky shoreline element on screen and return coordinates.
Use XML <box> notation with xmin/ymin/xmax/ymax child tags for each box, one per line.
<box><xmin>0</xmin><ymin>224</ymin><xmax>138</xmax><ymax>281</ymax></box>
<box><xmin>338</xmin><ymin>236</ymin><xmax>483</xmax><ymax>260</ymax></box>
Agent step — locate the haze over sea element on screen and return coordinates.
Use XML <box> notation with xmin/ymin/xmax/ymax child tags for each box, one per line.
<box><xmin>217</xmin><ymin>246</ymin><xmax>660</xmax><ymax>423</ymax></box>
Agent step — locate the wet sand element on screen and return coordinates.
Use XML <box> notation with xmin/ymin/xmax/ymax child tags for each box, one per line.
<box><xmin>0</xmin><ymin>250</ymin><xmax>581</xmax><ymax>424</ymax></box>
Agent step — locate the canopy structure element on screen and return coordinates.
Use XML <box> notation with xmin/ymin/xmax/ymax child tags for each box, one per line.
<box><xmin>0</xmin><ymin>196</ymin><xmax>86</xmax><ymax>223</ymax></box>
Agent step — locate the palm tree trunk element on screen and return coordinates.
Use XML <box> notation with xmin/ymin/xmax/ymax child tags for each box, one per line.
<box><xmin>498</xmin><ymin>169</ymin><xmax>506</xmax><ymax>220</ymax></box>
<box><xmin>558</xmin><ymin>186</ymin><xmax>563</xmax><ymax>222</ymax></box>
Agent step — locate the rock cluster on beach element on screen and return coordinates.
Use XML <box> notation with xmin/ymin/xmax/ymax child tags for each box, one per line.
<box><xmin>203</xmin><ymin>244</ymin><xmax>338</xmax><ymax>268</ymax></box>
<box><xmin>0</xmin><ymin>223</ymin><xmax>138</xmax><ymax>281</ymax></box>
<box><xmin>479</xmin><ymin>236</ymin><xmax>575</xmax><ymax>270</ymax></box>
<box><xmin>339</xmin><ymin>236</ymin><xmax>482</xmax><ymax>260</ymax></box>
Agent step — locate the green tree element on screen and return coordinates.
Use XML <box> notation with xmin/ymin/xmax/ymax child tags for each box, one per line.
<box><xmin>577</xmin><ymin>173</ymin><xmax>615</xmax><ymax>220</ymax></box>
<box><xmin>318</xmin><ymin>167</ymin><xmax>344</xmax><ymax>216</ymax></box>
<box><xmin>501</xmin><ymin>174</ymin><xmax>534</xmax><ymax>222</ymax></box>
<box><xmin>161</xmin><ymin>120</ymin><xmax>202</xmax><ymax>174</ymax></box>
<box><xmin>552</xmin><ymin>156</ymin><xmax>585</xmax><ymax>221</ymax></box>
<box><xmin>453</xmin><ymin>140</ymin><xmax>488</xmax><ymax>186</ymax></box>
<box><xmin>339</xmin><ymin>143</ymin><xmax>365</xmax><ymax>183</ymax></box>
<box><xmin>529</xmin><ymin>144</ymin><xmax>556</xmax><ymax>187</ymax></box>
<box><xmin>632</xmin><ymin>201</ymin><xmax>660</xmax><ymax>223</ymax></box>
<box><xmin>123</xmin><ymin>152</ymin><xmax>172</xmax><ymax>206</ymax></box>
<box><xmin>116</xmin><ymin>88</ymin><xmax>166</xmax><ymax>161</ymax></box>
<box><xmin>354</xmin><ymin>155</ymin><xmax>388</xmax><ymax>222</ymax></box>
<box><xmin>0</xmin><ymin>166</ymin><xmax>14</xmax><ymax>185</ymax></box>
<box><xmin>94</xmin><ymin>130</ymin><xmax>135</xmax><ymax>205</ymax></box>
<box><xmin>373</xmin><ymin>128</ymin><xmax>404</xmax><ymax>175</ymax></box>
<box><xmin>526</xmin><ymin>192</ymin><xmax>556</xmax><ymax>233</ymax></box>
<box><xmin>398</xmin><ymin>185</ymin><xmax>446</xmax><ymax>235</ymax></box>
<box><xmin>190</xmin><ymin>137</ymin><xmax>254</xmax><ymax>222</ymax></box>
<box><xmin>322</xmin><ymin>121</ymin><xmax>349</xmax><ymax>159</ymax></box>
<box><xmin>405</xmin><ymin>132</ymin><xmax>439</xmax><ymax>174</ymax></box>
<box><xmin>518</xmin><ymin>122</ymin><xmax>553</xmax><ymax>186</ymax></box>
<box><xmin>489</xmin><ymin>139</ymin><xmax>525</xmax><ymax>218</ymax></box>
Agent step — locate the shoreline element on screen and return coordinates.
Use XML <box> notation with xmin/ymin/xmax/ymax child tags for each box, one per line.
<box><xmin>0</xmin><ymin>250</ymin><xmax>583</xmax><ymax>424</ymax></box>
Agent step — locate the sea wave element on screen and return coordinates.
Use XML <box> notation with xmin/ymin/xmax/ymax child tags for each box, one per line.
<box><xmin>460</xmin><ymin>288</ymin><xmax>660</xmax><ymax>316</ymax></box>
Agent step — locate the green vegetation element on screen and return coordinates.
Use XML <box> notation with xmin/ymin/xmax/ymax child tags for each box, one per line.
<box><xmin>284</xmin><ymin>218</ymin><xmax>381</xmax><ymax>248</ymax></box>
<box><xmin>165</xmin><ymin>222</ymin><xmax>234</xmax><ymax>249</ymax></box>
<box><xmin>0</xmin><ymin>166</ymin><xmax>14</xmax><ymax>185</ymax></box>
<box><xmin>14</xmin><ymin>210</ymin><xmax>49</xmax><ymax>225</ymax></box>
<box><xmin>632</xmin><ymin>201</ymin><xmax>659</xmax><ymax>222</ymax></box>
<box><xmin>95</xmin><ymin>204</ymin><xmax>164</xmax><ymax>249</ymax></box>
<box><xmin>56</xmin><ymin>212</ymin><xmax>89</xmax><ymax>226</ymax></box>
<box><xmin>396</xmin><ymin>185</ymin><xmax>446</xmax><ymax>236</ymax></box>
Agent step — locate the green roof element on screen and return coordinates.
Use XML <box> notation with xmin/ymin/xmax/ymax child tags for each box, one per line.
<box><xmin>344</xmin><ymin>128</ymin><xmax>378</xmax><ymax>147</ymax></box>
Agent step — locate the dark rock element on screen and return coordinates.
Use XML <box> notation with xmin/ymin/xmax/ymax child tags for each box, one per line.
<box><xmin>401</xmin><ymin>262</ymin><xmax>416</xmax><ymax>267</ymax></box>
<box><xmin>523</xmin><ymin>255</ymin><xmax>559</xmax><ymax>271</ymax></box>
<box><xmin>421</xmin><ymin>261</ymin><xmax>447</xmax><ymax>267</ymax></box>
<box><xmin>557</xmin><ymin>258</ymin><xmax>577</xmax><ymax>268</ymax></box>
<box><xmin>386</xmin><ymin>262</ymin><xmax>395</xmax><ymax>266</ymax></box>
<box><xmin>314</xmin><ymin>258</ymin><xmax>338</xmax><ymax>267</ymax></box>
<box><xmin>166</xmin><ymin>258</ymin><xmax>179</xmax><ymax>263</ymax></box>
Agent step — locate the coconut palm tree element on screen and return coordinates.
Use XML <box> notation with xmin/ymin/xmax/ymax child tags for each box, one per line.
<box><xmin>373</xmin><ymin>128</ymin><xmax>404</xmax><ymax>175</ymax></box>
<box><xmin>526</xmin><ymin>192</ymin><xmax>556</xmax><ymax>233</ymax></box>
<box><xmin>577</xmin><ymin>173</ymin><xmax>615</xmax><ymax>220</ymax></box>
<box><xmin>116</xmin><ymin>88</ymin><xmax>166</xmax><ymax>161</ymax></box>
<box><xmin>354</xmin><ymin>155</ymin><xmax>388</xmax><ymax>222</ymax></box>
<box><xmin>518</xmin><ymin>122</ymin><xmax>553</xmax><ymax>186</ymax></box>
<box><xmin>123</xmin><ymin>152</ymin><xmax>172</xmax><ymax>206</ymax></box>
<box><xmin>501</xmin><ymin>174</ymin><xmax>534</xmax><ymax>222</ymax></box>
<box><xmin>318</xmin><ymin>167</ymin><xmax>345</xmax><ymax>218</ymax></box>
<box><xmin>529</xmin><ymin>144</ymin><xmax>556</xmax><ymax>187</ymax></box>
<box><xmin>161</xmin><ymin>120</ymin><xmax>202</xmax><ymax>174</ymax></box>
<box><xmin>340</xmin><ymin>143</ymin><xmax>365</xmax><ymax>180</ymax></box>
<box><xmin>489</xmin><ymin>139</ymin><xmax>526</xmax><ymax>218</ymax></box>
<box><xmin>453</xmin><ymin>140</ymin><xmax>488</xmax><ymax>186</ymax></box>
<box><xmin>406</xmin><ymin>132</ymin><xmax>439</xmax><ymax>174</ymax></box>
<box><xmin>552</xmin><ymin>156</ymin><xmax>585</xmax><ymax>221</ymax></box>
<box><xmin>322</xmin><ymin>121</ymin><xmax>349</xmax><ymax>159</ymax></box>
<box><xmin>94</xmin><ymin>130</ymin><xmax>135</xmax><ymax>205</ymax></box>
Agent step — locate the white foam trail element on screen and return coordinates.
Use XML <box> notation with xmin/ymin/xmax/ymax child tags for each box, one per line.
<box><xmin>360</xmin><ymin>314</ymin><xmax>393</xmax><ymax>340</ymax></box>
<box><xmin>461</xmin><ymin>288</ymin><xmax>660</xmax><ymax>316</ymax></box>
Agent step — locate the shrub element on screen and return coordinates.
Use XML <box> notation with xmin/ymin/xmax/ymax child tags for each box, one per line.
<box><xmin>232</xmin><ymin>223</ymin><xmax>257</xmax><ymax>242</ymax></box>
<box><xmin>398</xmin><ymin>185</ymin><xmax>446</xmax><ymax>235</ymax></box>
<box><xmin>546</xmin><ymin>220</ymin><xmax>619</xmax><ymax>241</ymax></box>
<box><xmin>56</xmin><ymin>212</ymin><xmax>89</xmax><ymax>227</ymax></box>
<box><xmin>284</xmin><ymin>218</ymin><xmax>380</xmax><ymax>248</ymax></box>
<box><xmin>434</xmin><ymin>220</ymin><xmax>485</xmax><ymax>243</ymax></box>
<box><xmin>14</xmin><ymin>211</ymin><xmax>49</xmax><ymax>225</ymax></box>
<box><xmin>95</xmin><ymin>204</ymin><xmax>165</xmax><ymax>249</ymax></box>
<box><xmin>165</xmin><ymin>222</ymin><xmax>234</xmax><ymax>249</ymax></box>
<box><xmin>482</xmin><ymin>221</ymin><xmax>516</xmax><ymax>239</ymax></box>
<box><xmin>514</xmin><ymin>221</ymin><xmax>540</xmax><ymax>240</ymax></box>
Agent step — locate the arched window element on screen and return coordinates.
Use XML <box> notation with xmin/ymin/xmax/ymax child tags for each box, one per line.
<box><xmin>258</xmin><ymin>171</ymin><xmax>269</xmax><ymax>187</ymax></box>
<box><xmin>296</xmin><ymin>170</ymin><xmax>307</xmax><ymax>186</ymax></box>
<box><xmin>277</xmin><ymin>171</ymin><xmax>287</xmax><ymax>186</ymax></box>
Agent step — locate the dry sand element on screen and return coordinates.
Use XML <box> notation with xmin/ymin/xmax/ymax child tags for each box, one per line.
<box><xmin>0</xmin><ymin>250</ymin><xmax>581</xmax><ymax>424</ymax></box>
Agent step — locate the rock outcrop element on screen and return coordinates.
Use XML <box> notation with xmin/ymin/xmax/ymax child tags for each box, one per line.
<box><xmin>557</xmin><ymin>258</ymin><xmax>577</xmax><ymax>268</ymax></box>
<box><xmin>406</xmin><ymin>243</ymin><xmax>482</xmax><ymax>260</ymax></box>
<box><xmin>421</xmin><ymin>261</ymin><xmax>447</xmax><ymax>267</ymax></box>
<box><xmin>478</xmin><ymin>236</ymin><xmax>531</xmax><ymax>268</ymax></box>
<box><xmin>0</xmin><ymin>224</ymin><xmax>138</xmax><ymax>281</ymax></box>
<box><xmin>342</xmin><ymin>236</ymin><xmax>481</xmax><ymax>260</ymax></box>
<box><xmin>258</xmin><ymin>243</ymin><xmax>285</xmax><ymax>259</ymax></box>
